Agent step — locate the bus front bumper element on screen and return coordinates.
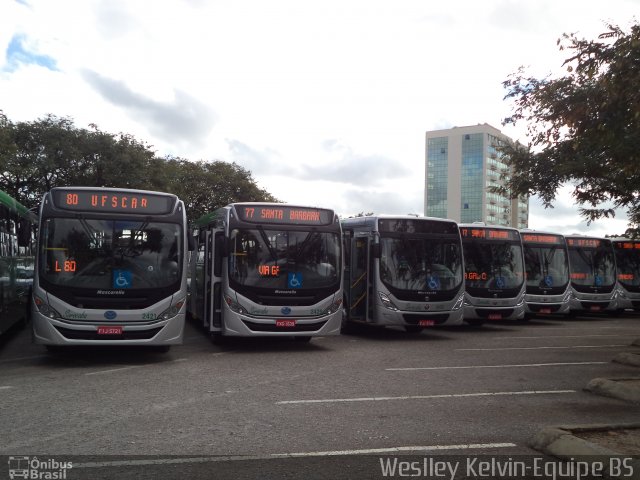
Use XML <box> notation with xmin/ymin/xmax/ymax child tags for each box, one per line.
<box><xmin>32</xmin><ymin>312</ymin><xmax>185</xmax><ymax>346</ymax></box>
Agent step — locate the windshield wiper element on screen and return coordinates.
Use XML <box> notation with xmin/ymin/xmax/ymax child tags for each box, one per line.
<box><xmin>256</xmin><ymin>225</ymin><xmax>278</xmax><ymax>262</ymax></box>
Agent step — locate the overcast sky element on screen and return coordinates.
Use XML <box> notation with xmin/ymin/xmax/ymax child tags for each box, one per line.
<box><xmin>1</xmin><ymin>0</ymin><xmax>638</xmax><ymax>236</ymax></box>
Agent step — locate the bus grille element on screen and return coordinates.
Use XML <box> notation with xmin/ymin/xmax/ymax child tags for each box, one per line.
<box><xmin>241</xmin><ymin>320</ymin><xmax>327</xmax><ymax>332</ymax></box>
<box><xmin>54</xmin><ymin>326</ymin><xmax>163</xmax><ymax>340</ymax></box>
<box><xmin>476</xmin><ymin>309</ymin><xmax>514</xmax><ymax>318</ymax></box>
<box><xmin>579</xmin><ymin>302</ymin><xmax>611</xmax><ymax>310</ymax></box>
<box><xmin>402</xmin><ymin>314</ymin><xmax>449</xmax><ymax>325</ymax></box>
<box><xmin>527</xmin><ymin>304</ymin><xmax>562</xmax><ymax>313</ymax></box>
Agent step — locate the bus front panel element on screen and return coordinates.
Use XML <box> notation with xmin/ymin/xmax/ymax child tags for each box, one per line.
<box><xmin>460</xmin><ymin>226</ymin><xmax>526</xmax><ymax>322</ymax></box>
<box><xmin>566</xmin><ymin>237</ymin><xmax>617</xmax><ymax>314</ymax></box>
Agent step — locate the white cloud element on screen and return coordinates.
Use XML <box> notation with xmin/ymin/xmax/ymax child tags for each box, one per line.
<box><xmin>0</xmin><ymin>0</ymin><xmax>637</xmax><ymax>231</ymax></box>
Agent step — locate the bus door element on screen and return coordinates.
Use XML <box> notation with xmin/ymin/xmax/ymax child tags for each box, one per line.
<box><xmin>204</xmin><ymin>229</ymin><xmax>225</xmax><ymax>333</ymax></box>
<box><xmin>349</xmin><ymin>235</ymin><xmax>370</xmax><ymax>322</ymax></box>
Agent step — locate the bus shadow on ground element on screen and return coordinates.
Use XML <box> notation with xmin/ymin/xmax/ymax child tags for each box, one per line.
<box><xmin>33</xmin><ymin>345</ymin><xmax>176</xmax><ymax>369</ymax></box>
<box><xmin>207</xmin><ymin>335</ymin><xmax>331</xmax><ymax>353</ymax></box>
<box><xmin>340</xmin><ymin>324</ymin><xmax>456</xmax><ymax>342</ymax></box>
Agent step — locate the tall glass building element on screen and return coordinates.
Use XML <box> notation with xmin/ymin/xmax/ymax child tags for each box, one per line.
<box><xmin>424</xmin><ymin>124</ymin><xmax>528</xmax><ymax>228</ymax></box>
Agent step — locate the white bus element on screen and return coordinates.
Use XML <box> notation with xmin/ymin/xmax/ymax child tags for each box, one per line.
<box><xmin>0</xmin><ymin>189</ymin><xmax>37</xmax><ymax>337</ymax></box>
<box><xmin>32</xmin><ymin>187</ymin><xmax>190</xmax><ymax>351</ymax></box>
<box><xmin>460</xmin><ymin>223</ymin><xmax>526</xmax><ymax>325</ymax></box>
<box><xmin>612</xmin><ymin>238</ymin><xmax>640</xmax><ymax>313</ymax></box>
<box><xmin>189</xmin><ymin>203</ymin><xmax>343</xmax><ymax>341</ymax></box>
<box><xmin>520</xmin><ymin>230</ymin><xmax>571</xmax><ymax>318</ymax></box>
<box><xmin>341</xmin><ymin>215</ymin><xmax>465</xmax><ymax>333</ymax></box>
<box><xmin>565</xmin><ymin>235</ymin><xmax>617</xmax><ymax>315</ymax></box>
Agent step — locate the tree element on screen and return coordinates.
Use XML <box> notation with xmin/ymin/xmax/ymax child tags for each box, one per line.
<box><xmin>498</xmin><ymin>22</ymin><xmax>640</xmax><ymax>235</ymax></box>
<box><xmin>0</xmin><ymin>112</ymin><xmax>278</xmax><ymax>218</ymax></box>
<box><xmin>165</xmin><ymin>158</ymin><xmax>278</xmax><ymax>223</ymax></box>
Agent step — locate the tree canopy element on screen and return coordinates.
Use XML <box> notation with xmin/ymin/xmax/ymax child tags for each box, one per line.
<box><xmin>0</xmin><ymin>112</ymin><xmax>278</xmax><ymax>223</ymax></box>
<box><xmin>498</xmin><ymin>22</ymin><xmax>640</xmax><ymax>235</ymax></box>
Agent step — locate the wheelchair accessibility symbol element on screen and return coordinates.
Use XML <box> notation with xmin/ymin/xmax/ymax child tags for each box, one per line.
<box><xmin>544</xmin><ymin>275</ymin><xmax>553</xmax><ymax>287</ymax></box>
<box><xmin>426</xmin><ymin>275</ymin><xmax>441</xmax><ymax>290</ymax></box>
<box><xmin>113</xmin><ymin>270</ymin><xmax>132</xmax><ymax>289</ymax></box>
<box><xmin>594</xmin><ymin>275</ymin><xmax>603</xmax><ymax>287</ymax></box>
<box><xmin>495</xmin><ymin>276</ymin><xmax>506</xmax><ymax>289</ymax></box>
<box><xmin>288</xmin><ymin>272</ymin><xmax>302</xmax><ymax>289</ymax></box>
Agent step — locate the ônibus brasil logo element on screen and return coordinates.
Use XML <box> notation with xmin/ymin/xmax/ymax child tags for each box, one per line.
<box><xmin>8</xmin><ymin>456</ymin><xmax>72</xmax><ymax>479</ymax></box>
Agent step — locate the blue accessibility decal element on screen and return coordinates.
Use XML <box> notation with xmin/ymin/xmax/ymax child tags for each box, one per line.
<box><xmin>426</xmin><ymin>275</ymin><xmax>441</xmax><ymax>290</ymax></box>
<box><xmin>113</xmin><ymin>269</ymin><xmax>132</xmax><ymax>289</ymax></box>
<box><xmin>288</xmin><ymin>272</ymin><xmax>302</xmax><ymax>289</ymax></box>
<box><xmin>544</xmin><ymin>275</ymin><xmax>554</xmax><ymax>287</ymax></box>
<box><xmin>495</xmin><ymin>276</ymin><xmax>506</xmax><ymax>289</ymax></box>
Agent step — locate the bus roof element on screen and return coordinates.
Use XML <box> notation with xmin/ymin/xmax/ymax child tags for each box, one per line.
<box><xmin>0</xmin><ymin>189</ymin><xmax>36</xmax><ymax>220</ymax></box>
<box><xmin>193</xmin><ymin>202</ymin><xmax>338</xmax><ymax>228</ymax></box>
<box><xmin>342</xmin><ymin>214</ymin><xmax>457</xmax><ymax>224</ymax></box>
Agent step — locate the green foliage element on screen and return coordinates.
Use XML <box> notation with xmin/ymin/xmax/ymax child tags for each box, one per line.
<box><xmin>498</xmin><ymin>22</ymin><xmax>640</xmax><ymax>236</ymax></box>
<box><xmin>0</xmin><ymin>111</ymin><xmax>278</xmax><ymax>223</ymax></box>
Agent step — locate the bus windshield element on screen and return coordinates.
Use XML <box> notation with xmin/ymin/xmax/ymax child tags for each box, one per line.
<box><xmin>463</xmin><ymin>241</ymin><xmax>524</xmax><ymax>290</ymax></box>
<box><xmin>229</xmin><ymin>228</ymin><xmax>340</xmax><ymax>289</ymax></box>
<box><xmin>523</xmin><ymin>244</ymin><xmax>569</xmax><ymax>291</ymax></box>
<box><xmin>379</xmin><ymin>237</ymin><xmax>463</xmax><ymax>292</ymax></box>
<box><xmin>568</xmin><ymin>244</ymin><xmax>616</xmax><ymax>288</ymax></box>
<box><xmin>40</xmin><ymin>217</ymin><xmax>182</xmax><ymax>290</ymax></box>
<box><xmin>615</xmin><ymin>246</ymin><xmax>640</xmax><ymax>288</ymax></box>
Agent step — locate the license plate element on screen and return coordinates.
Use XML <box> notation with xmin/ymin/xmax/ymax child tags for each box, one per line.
<box><xmin>488</xmin><ymin>314</ymin><xmax>502</xmax><ymax>320</ymax></box>
<box><xmin>97</xmin><ymin>326</ymin><xmax>123</xmax><ymax>335</ymax></box>
<box><xmin>539</xmin><ymin>308</ymin><xmax>552</xmax><ymax>314</ymax></box>
<box><xmin>419</xmin><ymin>320</ymin><xmax>435</xmax><ymax>327</ymax></box>
<box><xmin>590</xmin><ymin>305</ymin><xmax>601</xmax><ymax>311</ymax></box>
<box><xmin>276</xmin><ymin>319</ymin><xmax>296</xmax><ymax>328</ymax></box>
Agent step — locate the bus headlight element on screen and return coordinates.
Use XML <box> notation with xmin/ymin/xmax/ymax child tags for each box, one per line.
<box><xmin>323</xmin><ymin>298</ymin><xmax>343</xmax><ymax>315</ymax></box>
<box><xmin>158</xmin><ymin>298</ymin><xmax>186</xmax><ymax>321</ymax></box>
<box><xmin>453</xmin><ymin>292</ymin><xmax>465</xmax><ymax>310</ymax></box>
<box><xmin>34</xmin><ymin>295</ymin><xmax>61</xmax><ymax>319</ymax></box>
<box><xmin>379</xmin><ymin>292</ymin><xmax>399</xmax><ymax>311</ymax></box>
<box><xmin>224</xmin><ymin>294</ymin><xmax>247</xmax><ymax>314</ymax></box>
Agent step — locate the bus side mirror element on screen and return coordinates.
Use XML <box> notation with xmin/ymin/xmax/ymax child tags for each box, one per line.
<box><xmin>371</xmin><ymin>243</ymin><xmax>381</xmax><ymax>258</ymax></box>
<box><xmin>18</xmin><ymin>219</ymin><xmax>31</xmax><ymax>247</ymax></box>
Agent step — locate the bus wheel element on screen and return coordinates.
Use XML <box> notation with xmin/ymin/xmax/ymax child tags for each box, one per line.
<box><xmin>211</xmin><ymin>332</ymin><xmax>226</xmax><ymax>345</ymax></box>
<box><xmin>294</xmin><ymin>336</ymin><xmax>312</xmax><ymax>343</ymax></box>
<box><xmin>45</xmin><ymin>345</ymin><xmax>64</xmax><ymax>354</ymax></box>
<box><xmin>151</xmin><ymin>345</ymin><xmax>171</xmax><ymax>353</ymax></box>
<box><xmin>465</xmin><ymin>319</ymin><xmax>485</xmax><ymax>326</ymax></box>
<box><xmin>404</xmin><ymin>326</ymin><xmax>423</xmax><ymax>334</ymax></box>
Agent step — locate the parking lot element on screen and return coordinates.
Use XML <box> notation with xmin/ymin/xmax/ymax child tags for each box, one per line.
<box><xmin>1</xmin><ymin>314</ymin><xmax>639</xmax><ymax>478</ymax></box>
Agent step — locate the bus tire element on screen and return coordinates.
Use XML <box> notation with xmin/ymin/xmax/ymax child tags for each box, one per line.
<box><xmin>404</xmin><ymin>326</ymin><xmax>423</xmax><ymax>334</ymax></box>
<box><xmin>151</xmin><ymin>345</ymin><xmax>171</xmax><ymax>353</ymax></box>
<box><xmin>45</xmin><ymin>345</ymin><xmax>64</xmax><ymax>354</ymax></box>
<box><xmin>294</xmin><ymin>336</ymin><xmax>312</xmax><ymax>343</ymax></box>
<box><xmin>211</xmin><ymin>332</ymin><xmax>225</xmax><ymax>345</ymax></box>
<box><xmin>465</xmin><ymin>319</ymin><xmax>485</xmax><ymax>326</ymax></box>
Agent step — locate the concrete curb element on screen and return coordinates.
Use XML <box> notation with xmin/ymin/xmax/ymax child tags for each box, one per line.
<box><xmin>530</xmin><ymin>424</ymin><xmax>640</xmax><ymax>480</ymax></box>
<box><xmin>614</xmin><ymin>353</ymin><xmax>640</xmax><ymax>368</ymax></box>
<box><xmin>585</xmin><ymin>377</ymin><xmax>640</xmax><ymax>405</ymax></box>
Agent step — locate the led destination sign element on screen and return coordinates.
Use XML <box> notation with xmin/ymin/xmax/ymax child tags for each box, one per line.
<box><xmin>460</xmin><ymin>227</ymin><xmax>519</xmax><ymax>241</ymax></box>
<box><xmin>614</xmin><ymin>241</ymin><xmax>640</xmax><ymax>250</ymax></box>
<box><xmin>566</xmin><ymin>238</ymin><xmax>602</xmax><ymax>248</ymax></box>
<box><xmin>52</xmin><ymin>189</ymin><xmax>175</xmax><ymax>215</ymax></box>
<box><xmin>237</xmin><ymin>206</ymin><xmax>333</xmax><ymax>225</ymax></box>
<box><xmin>521</xmin><ymin>234</ymin><xmax>564</xmax><ymax>245</ymax></box>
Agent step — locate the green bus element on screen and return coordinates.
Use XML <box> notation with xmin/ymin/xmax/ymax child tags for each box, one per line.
<box><xmin>0</xmin><ymin>189</ymin><xmax>37</xmax><ymax>336</ymax></box>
